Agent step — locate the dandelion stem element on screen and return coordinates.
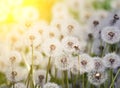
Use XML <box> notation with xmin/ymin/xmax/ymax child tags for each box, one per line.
<box><xmin>110</xmin><ymin>68</ymin><xmax>120</xmax><ymax>88</ymax></box>
<box><xmin>62</xmin><ymin>71</ymin><xmax>65</xmax><ymax>88</ymax></box>
<box><xmin>55</xmin><ymin>67</ymin><xmax>57</xmax><ymax>81</ymax></box>
<box><xmin>70</xmin><ymin>71</ymin><xmax>74</xmax><ymax>88</ymax></box>
<box><xmin>45</xmin><ymin>56</ymin><xmax>51</xmax><ymax>82</ymax></box>
<box><xmin>31</xmin><ymin>43</ymin><xmax>35</xmax><ymax>88</ymax></box>
<box><xmin>82</xmin><ymin>74</ymin><xmax>85</xmax><ymax>88</ymax></box>
<box><xmin>64</xmin><ymin>70</ymin><xmax>69</xmax><ymax>88</ymax></box>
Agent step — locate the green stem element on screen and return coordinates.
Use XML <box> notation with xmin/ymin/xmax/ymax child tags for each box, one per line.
<box><xmin>82</xmin><ymin>74</ymin><xmax>85</xmax><ymax>88</ymax></box>
<box><xmin>64</xmin><ymin>71</ymin><xmax>69</xmax><ymax>88</ymax></box>
<box><xmin>70</xmin><ymin>72</ymin><xmax>74</xmax><ymax>88</ymax></box>
<box><xmin>62</xmin><ymin>71</ymin><xmax>65</xmax><ymax>88</ymax></box>
<box><xmin>55</xmin><ymin>67</ymin><xmax>57</xmax><ymax>81</ymax></box>
<box><xmin>45</xmin><ymin>56</ymin><xmax>51</xmax><ymax>82</ymax></box>
<box><xmin>109</xmin><ymin>68</ymin><xmax>120</xmax><ymax>88</ymax></box>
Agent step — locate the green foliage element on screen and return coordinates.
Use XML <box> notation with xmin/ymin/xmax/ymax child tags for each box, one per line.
<box><xmin>0</xmin><ymin>72</ymin><xmax>7</xmax><ymax>85</ymax></box>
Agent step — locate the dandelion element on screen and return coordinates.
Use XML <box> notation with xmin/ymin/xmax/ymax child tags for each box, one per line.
<box><xmin>93</xmin><ymin>57</ymin><xmax>105</xmax><ymax>71</ymax></box>
<box><xmin>43</xmin><ymin>82</ymin><xmax>59</xmax><ymax>88</ymax></box>
<box><xmin>34</xmin><ymin>70</ymin><xmax>50</xmax><ymax>87</ymax></box>
<box><xmin>101</xmin><ymin>26</ymin><xmax>120</xmax><ymax>44</ymax></box>
<box><xmin>11</xmin><ymin>83</ymin><xmax>26</xmax><ymax>88</ymax></box>
<box><xmin>61</xmin><ymin>19</ymin><xmax>82</xmax><ymax>38</ymax></box>
<box><xmin>88</xmin><ymin>70</ymin><xmax>108</xmax><ymax>86</ymax></box>
<box><xmin>79</xmin><ymin>54</ymin><xmax>94</xmax><ymax>73</ymax></box>
<box><xmin>62</xmin><ymin>36</ymin><xmax>84</xmax><ymax>55</ymax></box>
<box><xmin>24</xmin><ymin>29</ymin><xmax>42</xmax><ymax>47</ymax></box>
<box><xmin>8</xmin><ymin>51</ymin><xmax>22</xmax><ymax>65</ymax></box>
<box><xmin>6</xmin><ymin>67</ymin><xmax>27</xmax><ymax>82</ymax></box>
<box><xmin>55</xmin><ymin>53</ymin><xmax>73</xmax><ymax>71</ymax></box>
<box><xmin>103</xmin><ymin>53</ymin><xmax>120</xmax><ymax>69</ymax></box>
<box><xmin>41</xmin><ymin>38</ymin><xmax>63</xmax><ymax>57</ymax></box>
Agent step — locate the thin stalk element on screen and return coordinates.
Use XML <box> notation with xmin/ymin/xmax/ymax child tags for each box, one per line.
<box><xmin>70</xmin><ymin>72</ymin><xmax>74</xmax><ymax>88</ymax></box>
<box><xmin>109</xmin><ymin>68</ymin><xmax>120</xmax><ymax>88</ymax></box>
<box><xmin>110</xmin><ymin>69</ymin><xmax>114</xmax><ymax>88</ymax></box>
<box><xmin>62</xmin><ymin>71</ymin><xmax>65</xmax><ymax>88</ymax></box>
<box><xmin>82</xmin><ymin>74</ymin><xmax>85</xmax><ymax>88</ymax></box>
<box><xmin>64</xmin><ymin>71</ymin><xmax>69</xmax><ymax>88</ymax></box>
<box><xmin>55</xmin><ymin>67</ymin><xmax>58</xmax><ymax>81</ymax></box>
<box><xmin>45</xmin><ymin>56</ymin><xmax>51</xmax><ymax>82</ymax></box>
<box><xmin>31</xmin><ymin>43</ymin><xmax>34</xmax><ymax>88</ymax></box>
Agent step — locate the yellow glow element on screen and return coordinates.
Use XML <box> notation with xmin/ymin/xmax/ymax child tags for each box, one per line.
<box><xmin>0</xmin><ymin>0</ymin><xmax>58</xmax><ymax>41</ymax></box>
<box><xmin>0</xmin><ymin>0</ymin><xmax>58</xmax><ymax>23</ymax></box>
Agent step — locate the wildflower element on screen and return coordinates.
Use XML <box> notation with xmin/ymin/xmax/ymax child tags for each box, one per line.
<box><xmin>88</xmin><ymin>70</ymin><xmax>107</xmax><ymax>86</ymax></box>
<box><xmin>61</xmin><ymin>19</ymin><xmax>82</xmax><ymax>38</ymax></box>
<box><xmin>43</xmin><ymin>82</ymin><xmax>59</xmax><ymax>88</ymax></box>
<box><xmin>62</xmin><ymin>36</ymin><xmax>84</xmax><ymax>55</ymax></box>
<box><xmin>93</xmin><ymin>57</ymin><xmax>105</xmax><ymax>71</ymax></box>
<box><xmin>24</xmin><ymin>29</ymin><xmax>42</xmax><ymax>47</ymax></box>
<box><xmin>8</xmin><ymin>51</ymin><xmax>22</xmax><ymax>65</ymax></box>
<box><xmin>79</xmin><ymin>54</ymin><xmax>94</xmax><ymax>73</ymax></box>
<box><xmin>41</xmin><ymin>38</ymin><xmax>63</xmax><ymax>57</ymax></box>
<box><xmin>6</xmin><ymin>67</ymin><xmax>27</xmax><ymax>82</ymax></box>
<box><xmin>55</xmin><ymin>53</ymin><xmax>73</xmax><ymax>71</ymax></box>
<box><xmin>103</xmin><ymin>53</ymin><xmax>120</xmax><ymax>69</ymax></box>
<box><xmin>101</xmin><ymin>26</ymin><xmax>120</xmax><ymax>44</ymax></box>
<box><xmin>34</xmin><ymin>69</ymin><xmax>50</xmax><ymax>86</ymax></box>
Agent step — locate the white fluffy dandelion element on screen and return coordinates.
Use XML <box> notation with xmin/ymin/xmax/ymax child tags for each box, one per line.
<box><xmin>7</xmin><ymin>50</ymin><xmax>22</xmax><ymax>65</ymax></box>
<box><xmin>24</xmin><ymin>29</ymin><xmax>42</xmax><ymax>47</ymax></box>
<box><xmin>62</xmin><ymin>36</ymin><xmax>84</xmax><ymax>55</ymax></box>
<box><xmin>103</xmin><ymin>53</ymin><xmax>120</xmax><ymax>69</ymax></box>
<box><xmin>34</xmin><ymin>69</ymin><xmax>51</xmax><ymax>86</ymax></box>
<box><xmin>93</xmin><ymin>57</ymin><xmax>105</xmax><ymax>71</ymax></box>
<box><xmin>88</xmin><ymin>70</ymin><xmax>108</xmax><ymax>86</ymax></box>
<box><xmin>79</xmin><ymin>54</ymin><xmax>94</xmax><ymax>73</ymax></box>
<box><xmin>43</xmin><ymin>82</ymin><xmax>59</xmax><ymax>88</ymax></box>
<box><xmin>55</xmin><ymin>53</ymin><xmax>73</xmax><ymax>71</ymax></box>
<box><xmin>6</xmin><ymin>67</ymin><xmax>27</xmax><ymax>82</ymax></box>
<box><xmin>41</xmin><ymin>38</ymin><xmax>63</xmax><ymax>57</ymax></box>
<box><xmin>61</xmin><ymin>19</ymin><xmax>82</xmax><ymax>38</ymax></box>
<box><xmin>101</xmin><ymin>26</ymin><xmax>120</xmax><ymax>44</ymax></box>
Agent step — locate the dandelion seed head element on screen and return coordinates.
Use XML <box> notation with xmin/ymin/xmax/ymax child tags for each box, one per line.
<box><xmin>103</xmin><ymin>53</ymin><xmax>120</xmax><ymax>69</ymax></box>
<box><xmin>34</xmin><ymin>70</ymin><xmax>50</xmax><ymax>86</ymax></box>
<box><xmin>101</xmin><ymin>26</ymin><xmax>120</xmax><ymax>44</ymax></box>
